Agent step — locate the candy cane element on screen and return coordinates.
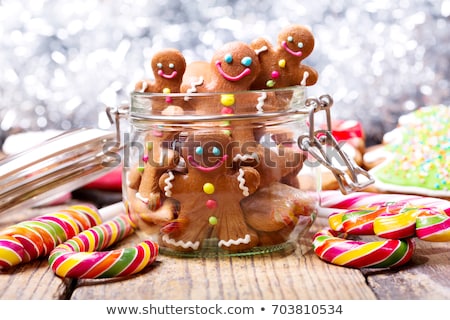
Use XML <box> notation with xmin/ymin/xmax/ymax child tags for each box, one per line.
<box><xmin>49</xmin><ymin>215</ymin><xmax>158</xmax><ymax>279</ymax></box>
<box><xmin>320</xmin><ymin>190</ymin><xmax>450</xmax><ymax>214</ymax></box>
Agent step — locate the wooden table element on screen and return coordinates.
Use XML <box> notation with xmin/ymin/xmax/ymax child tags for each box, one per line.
<box><xmin>1</xmin><ymin>201</ymin><xmax>449</xmax><ymax>301</ymax></box>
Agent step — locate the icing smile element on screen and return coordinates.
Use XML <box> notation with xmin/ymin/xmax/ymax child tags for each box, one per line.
<box><xmin>158</xmin><ymin>69</ymin><xmax>178</xmax><ymax>79</ymax></box>
<box><xmin>281</xmin><ymin>41</ymin><xmax>303</xmax><ymax>57</ymax></box>
<box><xmin>215</xmin><ymin>61</ymin><xmax>251</xmax><ymax>81</ymax></box>
<box><xmin>187</xmin><ymin>154</ymin><xmax>228</xmax><ymax>172</ymax></box>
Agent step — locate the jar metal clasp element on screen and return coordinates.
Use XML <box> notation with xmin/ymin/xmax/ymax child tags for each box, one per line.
<box><xmin>298</xmin><ymin>95</ymin><xmax>374</xmax><ymax>194</ymax></box>
<box><xmin>105</xmin><ymin>104</ymin><xmax>130</xmax><ymax>151</ymax></box>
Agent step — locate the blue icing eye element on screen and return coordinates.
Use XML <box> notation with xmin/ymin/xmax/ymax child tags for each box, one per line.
<box><xmin>224</xmin><ymin>53</ymin><xmax>233</xmax><ymax>64</ymax></box>
<box><xmin>241</xmin><ymin>56</ymin><xmax>252</xmax><ymax>67</ymax></box>
<box><xmin>195</xmin><ymin>146</ymin><xmax>203</xmax><ymax>155</ymax></box>
<box><xmin>157</xmin><ymin>62</ymin><xmax>163</xmax><ymax>69</ymax></box>
<box><xmin>212</xmin><ymin>147</ymin><xmax>220</xmax><ymax>156</ymax></box>
<box><xmin>169</xmin><ymin>63</ymin><xmax>175</xmax><ymax>68</ymax></box>
<box><xmin>287</xmin><ymin>36</ymin><xmax>293</xmax><ymax>42</ymax></box>
<box><xmin>212</xmin><ymin>147</ymin><xmax>221</xmax><ymax>156</ymax></box>
<box><xmin>298</xmin><ymin>42</ymin><xmax>304</xmax><ymax>48</ymax></box>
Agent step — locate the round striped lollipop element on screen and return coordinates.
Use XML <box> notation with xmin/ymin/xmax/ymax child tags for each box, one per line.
<box><xmin>327</xmin><ymin>202</ymin><xmax>450</xmax><ymax>242</ymax></box>
<box><xmin>49</xmin><ymin>215</ymin><xmax>158</xmax><ymax>279</ymax></box>
<box><xmin>315</xmin><ymin>191</ymin><xmax>449</xmax><ymax>269</ymax></box>
<box><xmin>312</xmin><ymin>228</ymin><xmax>415</xmax><ymax>268</ymax></box>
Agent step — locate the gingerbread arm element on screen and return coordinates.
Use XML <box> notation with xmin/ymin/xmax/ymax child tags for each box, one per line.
<box><xmin>235</xmin><ymin>167</ymin><xmax>260</xmax><ymax>196</ymax></box>
<box><xmin>297</xmin><ymin>65</ymin><xmax>318</xmax><ymax>86</ymax></box>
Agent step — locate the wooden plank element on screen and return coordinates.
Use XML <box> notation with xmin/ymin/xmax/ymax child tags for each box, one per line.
<box><xmin>364</xmin><ymin>240</ymin><xmax>450</xmax><ymax>299</ymax></box>
<box><xmin>70</xmin><ymin>218</ymin><xmax>377</xmax><ymax>300</ymax></box>
<box><xmin>0</xmin><ymin>259</ymin><xmax>72</xmax><ymax>299</ymax></box>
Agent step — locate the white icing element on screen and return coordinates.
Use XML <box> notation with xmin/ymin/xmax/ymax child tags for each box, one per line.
<box><xmin>237</xmin><ymin>168</ymin><xmax>250</xmax><ymax>196</ymax></box>
<box><xmin>232</xmin><ymin>152</ymin><xmax>259</xmax><ymax>163</ymax></box>
<box><xmin>218</xmin><ymin>234</ymin><xmax>251</xmax><ymax>248</ymax></box>
<box><xmin>162</xmin><ymin>234</ymin><xmax>200</xmax><ymax>250</ymax></box>
<box><xmin>163</xmin><ymin>170</ymin><xmax>175</xmax><ymax>197</ymax></box>
<box><xmin>136</xmin><ymin>192</ymin><xmax>149</xmax><ymax>204</ymax></box>
<box><xmin>184</xmin><ymin>77</ymin><xmax>204</xmax><ymax>101</ymax></box>
<box><xmin>138</xmin><ymin>81</ymin><xmax>147</xmax><ymax>93</ymax></box>
<box><xmin>256</xmin><ymin>91</ymin><xmax>267</xmax><ymax>113</ymax></box>
<box><xmin>254</xmin><ymin>45</ymin><xmax>268</xmax><ymax>55</ymax></box>
<box><xmin>300</xmin><ymin>71</ymin><xmax>309</xmax><ymax>86</ymax></box>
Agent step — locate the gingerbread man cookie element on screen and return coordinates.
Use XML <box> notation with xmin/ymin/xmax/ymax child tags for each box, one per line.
<box><xmin>126</xmin><ymin>132</ymin><xmax>180</xmax><ymax>225</ymax></box>
<box><xmin>250</xmin><ymin>24</ymin><xmax>318</xmax><ymax>90</ymax></box>
<box><xmin>158</xmin><ymin>132</ymin><xmax>261</xmax><ymax>252</ymax></box>
<box><xmin>242</xmin><ymin>182</ymin><xmax>317</xmax><ymax>246</ymax></box>
<box><xmin>135</xmin><ymin>48</ymin><xmax>187</xmax><ymax>114</ymax></box>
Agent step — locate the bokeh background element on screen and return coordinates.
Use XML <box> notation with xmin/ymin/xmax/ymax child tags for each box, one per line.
<box><xmin>1</xmin><ymin>0</ymin><xmax>449</xmax><ymax>146</ymax></box>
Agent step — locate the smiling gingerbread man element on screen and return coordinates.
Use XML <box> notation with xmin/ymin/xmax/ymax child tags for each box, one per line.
<box><xmin>250</xmin><ymin>24</ymin><xmax>318</xmax><ymax>90</ymax></box>
<box><xmin>158</xmin><ymin>132</ymin><xmax>261</xmax><ymax>253</ymax></box>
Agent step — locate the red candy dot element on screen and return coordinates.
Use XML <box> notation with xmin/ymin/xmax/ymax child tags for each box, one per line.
<box><xmin>206</xmin><ymin>199</ymin><xmax>217</xmax><ymax>209</ymax></box>
<box><xmin>221</xmin><ymin>107</ymin><xmax>234</xmax><ymax>114</ymax></box>
<box><xmin>271</xmin><ymin>71</ymin><xmax>280</xmax><ymax>79</ymax></box>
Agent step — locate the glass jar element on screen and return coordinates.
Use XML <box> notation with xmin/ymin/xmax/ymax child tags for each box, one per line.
<box><xmin>120</xmin><ymin>86</ymin><xmax>322</xmax><ymax>257</ymax></box>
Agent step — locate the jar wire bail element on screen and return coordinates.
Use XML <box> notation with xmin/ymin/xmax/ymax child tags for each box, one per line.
<box><xmin>298</xmin><ymin>94</ymin><xmax>374</xmax><ymax>194</ymax></box>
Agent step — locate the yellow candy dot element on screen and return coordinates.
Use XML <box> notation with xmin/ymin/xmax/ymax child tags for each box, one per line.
<box><xmin>278</xmin><ymin>59</ymin><xmax>286</xmax><ymax>68</ymax></box>
<box><xmin>220</xmin><ymin>94</ymin><xmax>235</xmax><ymax>106</ymax></box>
<box><xmin>220</xmin><ymin>120</ymin><xmax>231</xmax><ymax>127</ymax></box>
<box><xmin>163</xmin><ymin>88</ymin><xmax>171</xmax><ymax>94</ymax></box>
<box><xmin>203</xmin><ymin>183</ymin><xmax>215</xmax><ymax>194</ymax></box>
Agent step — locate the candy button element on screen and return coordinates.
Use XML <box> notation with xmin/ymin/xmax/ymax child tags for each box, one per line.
<box><xmin>203</xmin><ymin>183</ymin><xmax>215</xmax><ymax>194</ymax></box>
<box><xmin>266</xmin><ymin>80</ymin><xmax>275</xmax><ymax>88</ymax></box>
<box><xmin>209</xmin><ymin>216</ymin><xmax>218</xmax><ymax>225</ymax></box>
<box><xmin>220</xmin><ymin>94</ymin><xmax>235</xmax><ymax>106</ymax></box>
<box><xmin>278</xmin><ymin>59</ymin><xmax>286</xmax><ymax>68</ymax></box>
<box><xmin>206</xmin><ymin>199</ymin><xmax>217</xmax><ymax>209</ymax></box>
<box><xmin>221</xmin><ymin>107</ymin><xmax>234</xmax><ymax>114</ymax></box>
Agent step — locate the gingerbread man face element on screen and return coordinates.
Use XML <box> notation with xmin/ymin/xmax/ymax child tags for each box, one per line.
<box><xmin>183</xmin><ymin>132</ymin><xmax>232</xmax><ymax>174</ymax></box>
<box><xmin>181</xmin><ymin>41</ymin><xmax>261</xmax><ymax>94</ymax></box>
<box><xmin>135</xmin><ymin>48</ymin><xmax>186</xmax><ymax>94</ymax></box>
<box><xmin>211</xmin><ymin>41</ymin><xmax>261</xmax><ymax>90</ymax></box>
<box><xmin>250</xmin><ymin>24</ymin><xmax>318</xmax><ymax>89</ymax></box>
<box><xmin>278</xmin><ymin>24</ymin><xmax>315</xmax><ymax>61</ymax></box>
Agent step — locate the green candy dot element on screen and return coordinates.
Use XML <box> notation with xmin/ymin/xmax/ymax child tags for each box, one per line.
<box><xmin>209</xmin><ymin>216</ymin><xmax>218</xmax><ymax>225</ymax></box>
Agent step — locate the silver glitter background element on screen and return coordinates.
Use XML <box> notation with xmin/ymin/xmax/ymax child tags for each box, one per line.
<box><xmin>1</xmin><ymin>0</ymin><xmax>449</xmax><ymax>146</ymax></box>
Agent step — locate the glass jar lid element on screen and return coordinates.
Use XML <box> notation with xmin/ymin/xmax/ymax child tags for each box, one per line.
<box><xmin>0</xmin><ymin>128</ymin><xmax>118</xmax><ymax>215</ymax></box>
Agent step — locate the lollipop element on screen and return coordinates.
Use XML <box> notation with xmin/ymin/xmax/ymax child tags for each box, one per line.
<box><xmin>312</xmin><ymin>228</ymin><xmax>415</xmax><ymax>268</ymax></box>
<box><xmin>327</xmin><ymin>202</ymin><xmax>450</xmax><ymax>242</ymax></box>
<box><xmin>314</xmin><ymin>192</ymin><xmax>449</xmax><ymax>268</ymax></box>
<box><xmin>415</xmin><ymin>208</ymin><xmax>450</xmax><ymax>242</ymax></box>
<box><xmin>49</xmin><ymin>215</ymin><xmax>158</xmax><ymax>279</ymax></box>
<box><xmin>0</xmin><ymin>235</ymin><xmax>25</xmax><ymax>269</ymax></box>
<box><xmin>0</xmin><ymin>205</ymin><xmax>102</xmax><ymax>268</ymax></box>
